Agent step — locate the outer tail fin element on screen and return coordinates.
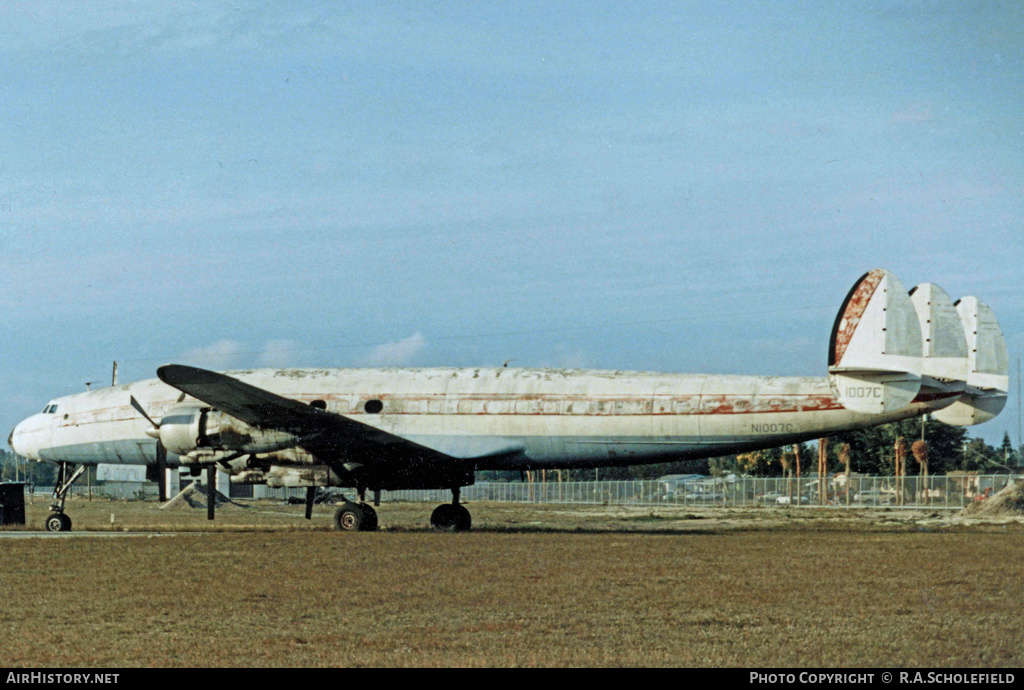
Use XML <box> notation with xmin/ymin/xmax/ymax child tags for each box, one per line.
<box><xmin>828</xmin><ymin>269</ymin><xmax>922</xmax><ymax>414</ymax></box>
<box><xmin>929</xmin><ymin>296</ymin><xmax>1008</xmax><ymax>426</ymax></box>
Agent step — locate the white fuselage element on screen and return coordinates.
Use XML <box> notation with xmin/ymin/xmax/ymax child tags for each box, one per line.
<box><xmin>10</xmin><ymin>366</ymin><xmax>941</xmax><ymax>474</ymax></box>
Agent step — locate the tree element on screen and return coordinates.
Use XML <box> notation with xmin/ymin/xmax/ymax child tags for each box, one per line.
<box><xmin>999</xmin><ymin>432</ymin><xmax>1020</xmax><ymax>468</ymax></box>
<box><xmin>832</xmin><ymin>418</ymin><xmax>968</xmax><ymax>475</ymax></box>
<box><xmin>960</xmin><ymin>437</ymin><xmax>999</xmax><ymax>472</ymax></box>
<box><xmin>0</xmin><ymin>449</ymin><xmax>17</xmax><ymax>481</ymax></box>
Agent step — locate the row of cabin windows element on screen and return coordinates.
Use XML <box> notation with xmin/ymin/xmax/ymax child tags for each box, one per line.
<box><xmin>327</xmin><ymin>398</ymin><xmax>712</xmax><ymax>415</ymax></box>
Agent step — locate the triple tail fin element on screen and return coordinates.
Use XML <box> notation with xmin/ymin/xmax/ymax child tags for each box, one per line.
<box><xmin>828</xmin><ymin>269</ymin><xmax>1007</xmax><ymax>425</ymax></box>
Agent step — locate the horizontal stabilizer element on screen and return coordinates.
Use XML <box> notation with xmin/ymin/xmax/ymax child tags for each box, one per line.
<box><xmin>828</xmin><ymin>269</ymin><xmax>922</xmax><ymax>414</ymax></box>
<box><xmin>931</xmin><ymin>297</ymin><xmax>1008</xmax><ymax>426</ymax></box>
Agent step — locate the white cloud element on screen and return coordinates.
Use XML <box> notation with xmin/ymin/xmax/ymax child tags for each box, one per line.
<box><xmin>362</xmin><ymin>332</ymin><xmax>427</xmax><ymax>367</ymax></box>
<box><xmin>179</xmin><ymin>339</ymin><xmax>246</xmax><ymax>370</ymax></box>
<box><xmin>259</xmin><ymin>339</ymin><xmax>302</xmax><ymax>368</ymax></box>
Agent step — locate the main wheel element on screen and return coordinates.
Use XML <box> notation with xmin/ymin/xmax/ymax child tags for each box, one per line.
<box><xmin>451</xmin><ymin>504</ymin><xmax>471</xmax><ymax>531</ymax></box>
<box><xmin>430</xmin><ymin>503</ymin><xmax>472</xmax><ymax>532</ymax></box>
<box><xmin>333</xmin><ymin>502</ymin><xmax>365</xmax><ymax>531</ymax></box>
<box><xmin>359</xmin><ymin>504</ymin><xmax>379</xmax><ymax>532</ymax></box>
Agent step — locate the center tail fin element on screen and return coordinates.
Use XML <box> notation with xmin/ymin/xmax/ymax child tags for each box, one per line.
<box><xmin>909</xmin><ymin>283</ymin><xmax>969</xmax><ymax>385</ymax></box>
<box><xmin>828</xmin><ymin>269</ymin><xmax>923</xmax><ymax>414</ymax></box>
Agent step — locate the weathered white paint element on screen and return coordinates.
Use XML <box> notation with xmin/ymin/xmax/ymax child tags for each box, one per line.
<box><xmin>12</xmin><ymin>366</ymin><xmax>952</xmax><ymax>478</ymax></box>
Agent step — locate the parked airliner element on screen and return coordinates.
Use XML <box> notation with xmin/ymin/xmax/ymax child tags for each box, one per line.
<box><xmin>9</xmin><ymin>269</ymin><xmax>1007</xmax><ymax>531</ymax></box>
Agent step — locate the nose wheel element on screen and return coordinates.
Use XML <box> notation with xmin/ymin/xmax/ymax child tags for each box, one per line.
<box><xmin>45</xmin><ymin>513</ymin><xmax>72</xmax><ymax>532</ymax></box>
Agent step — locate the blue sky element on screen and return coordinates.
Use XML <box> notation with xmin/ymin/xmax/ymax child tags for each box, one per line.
<box><xmin>2</xmin><ymin>2</ymin><xmax>1021</xmax><ymax>448</ymax></box>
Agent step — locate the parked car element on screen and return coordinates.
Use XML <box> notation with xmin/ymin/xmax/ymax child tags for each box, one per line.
<box><xmin>682</xmin><ymin>491</ymin><xmax>724</xmax><ymax>503</ymax></box>
<box><xmin>754</xmin><ymin>491</ymin><xmax>785</xmax><ymax>505</ymax></box>
<box><xmin>853</xmin><ymin>489</ymin><xmax>894</xmax><ymax>505</ymax></box>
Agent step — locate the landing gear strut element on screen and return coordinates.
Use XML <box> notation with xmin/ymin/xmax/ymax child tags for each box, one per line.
<box><xmin>46</xmin><ymin>462</ymin><xmax>85</xmax><ymax>532</ymax></box>
<box><xmin>430</xmin><ymin>486</ymin><xmax>472</xmax><ymax>532</ymax></box>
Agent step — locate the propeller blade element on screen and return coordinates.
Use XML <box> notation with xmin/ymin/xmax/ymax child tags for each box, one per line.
<box><xmin>156</xmin><ymin>443</ymin><xmax>168</xmax><ymax>502</ymax></box>
<box><xmin>132</xmin><ymin>395</ymin><xmax>171</xmax><ymax>501</ymax></box>
<box><xmin>305</xmin><ymin>486</ymin><xmax>315</xmax><ymax>520</ymax></box>
<box><xmin>130</xmin><ymin>395</ymin><xmax>160</xmax><ymax>428</ymax></box>
<box><xmin>207</xmin><ymin>464</ymin><xmax>216</xmax><ymax>521</ymax></box>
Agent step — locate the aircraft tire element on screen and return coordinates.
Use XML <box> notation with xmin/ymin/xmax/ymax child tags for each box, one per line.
<box><xmin>452</xmin><ymin>504</ymin><xmax>471</xmax><ymax>531</ymax></box>
<box><xmin>430</xmin><ymin>503</ymin><xmax>471</xmax><ymax>532</ymax></box>
<box><xmin>333</xmin><ymin>502</ymin><xmax>365</xmax><ymax>531</ymax></box>
<box><xmin>360</xmin><ymin>504</ymin><xmax>379</xmax><ymax>532</ymax></box>
<box><xmin>46</xmin><ymin>513</ymin><xmax>71</xmax><ymax>532</ymax></box>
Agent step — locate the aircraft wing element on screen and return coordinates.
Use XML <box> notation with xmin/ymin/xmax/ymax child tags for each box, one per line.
<box><xmin>156</xmin><ymin>364</ymin><xmax>452</xmax><ymax>464</ymax></box>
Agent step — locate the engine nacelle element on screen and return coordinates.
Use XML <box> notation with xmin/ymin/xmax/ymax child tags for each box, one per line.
<box><xmin>158</xmin><ymin>405</ymin><xmax>300</xmax><ymax>459</ymax></box>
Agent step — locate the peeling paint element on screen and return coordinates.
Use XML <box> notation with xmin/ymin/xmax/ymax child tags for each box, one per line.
<box><xmin>832</xmin><ymin>269</ymin><xmax>884</xmax><ymax>366</ymax></box>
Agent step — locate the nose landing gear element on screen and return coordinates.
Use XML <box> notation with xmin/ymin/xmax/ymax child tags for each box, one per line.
<box><xmin>46</xmin><ymin>462</ymin><xmax>85</xmax><ymax>532</ymax></box>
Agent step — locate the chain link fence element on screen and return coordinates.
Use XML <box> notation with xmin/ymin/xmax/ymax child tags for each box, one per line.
<box><xmin>29</xmin><ymin>472</ymin><xmax>1019</xmax><ymax>512</ymax></box>
<box><xmin>383</xmin><ymin>474</ymin><xmax>1020</xmax><ymax>511</ymax></box>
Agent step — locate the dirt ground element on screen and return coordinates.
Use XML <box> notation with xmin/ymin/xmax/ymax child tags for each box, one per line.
<box><xmin>3</xmin><ymin>492</ymin><xmax>1023</xmax><ymax>668</ymax></box>
<box><xmin>10</xmin><ymin>485</ymin><xmax>1024</xmax><ymax>534</ymax></box>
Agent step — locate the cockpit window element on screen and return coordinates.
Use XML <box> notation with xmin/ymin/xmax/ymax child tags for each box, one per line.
<box><xmin>42</xmin><ymin>404</ymin><xmax>58</xmax><ymax>414</ymax></box>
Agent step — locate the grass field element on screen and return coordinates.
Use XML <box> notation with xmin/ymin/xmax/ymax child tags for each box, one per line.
<box><xmin>2</xmin><ymin>494</ymin><xmax>1022</xmax><ymax>667</ymax></box>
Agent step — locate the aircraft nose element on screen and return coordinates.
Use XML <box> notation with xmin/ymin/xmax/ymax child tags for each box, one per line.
<box><xmin>9</xmin><ymin>418</ymin><xmax>32</xmax><ymax>457</ymax></box>
<box><xmin>9</xmin><ymin>422</ymin><xmax>22</xmax><ymax>453</ymax></box>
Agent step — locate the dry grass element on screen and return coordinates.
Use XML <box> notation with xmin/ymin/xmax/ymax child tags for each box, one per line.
<box><xmin>2</xmin><ymin>494</ymin><xmax>1023</xmax><ymax>667</ymax></box>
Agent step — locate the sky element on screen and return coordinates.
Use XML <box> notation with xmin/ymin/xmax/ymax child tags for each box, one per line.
<box><xmin>2</xmin><ymin>2</ymin><xmax>1022</xmax><ymax>450</ymax></box>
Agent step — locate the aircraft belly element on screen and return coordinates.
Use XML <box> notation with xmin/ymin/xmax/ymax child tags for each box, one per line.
<box><xmin>40</xmin><ymin>432</ymin><xmax>156</xmax><ymax>465</ymax></box>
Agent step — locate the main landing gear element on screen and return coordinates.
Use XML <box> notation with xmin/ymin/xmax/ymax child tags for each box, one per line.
<box><xmin>332</xmin><ymin>485</ymin><xmax>380</xmax><ymax>532</ymax></box>
<box><xmin>333</xmin><ymin>500</ymin><xmax>379</xmax><ymax>532</ymax></box>
<box><xmin>46</xmin><ymin>462</ymin><xmax>86</xmax><ymax>532</ymax></box>
<box><xmin>331</xmin><ymin>486</ymin><xmax>472</xmax><ymax>532</ymax></box>
<box><xmin>430</xmin><ymin>487</ymin><xmax>471</xmax><ymax>531</ymax></box>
